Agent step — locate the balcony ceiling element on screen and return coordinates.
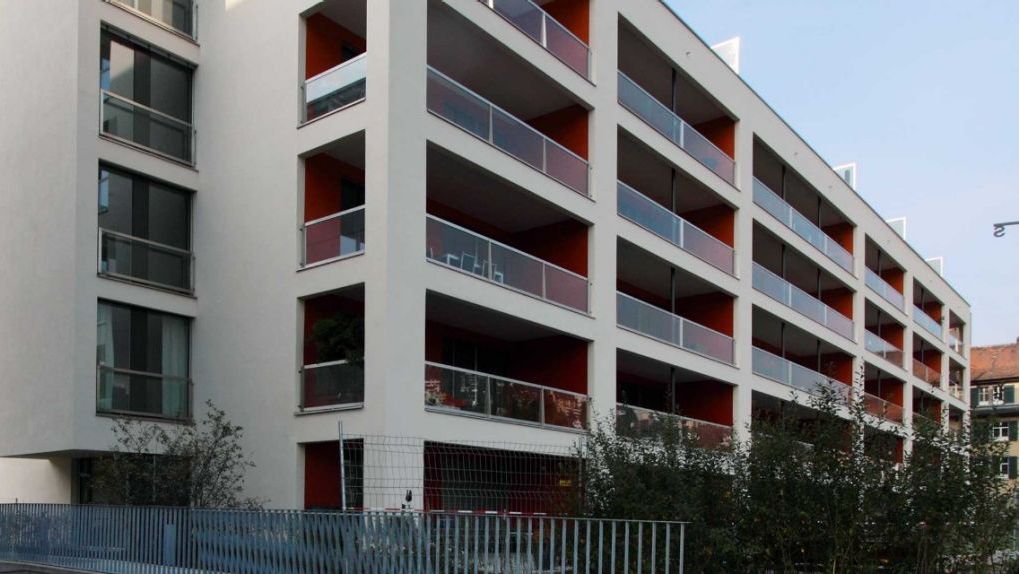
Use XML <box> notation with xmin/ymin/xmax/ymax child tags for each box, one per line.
<box><xmin>319</xmin><ymin>131</ymin><xmax>366</xmax><ymax>168</ymax></box>
<box><xmin>426</xmin><ymin>146</ymin><xmax>578</xmax><ymax>233</ymax></box>
<box><xmin>753</xmin><ymin>226</ymin><xmax>847</xmax><ymax>293</ymax></box>
<box><xmin>428</xmin><ymin>2</ymin><xmax>582</xmax><ymax>121</ymax></box>
<box><xmin>617</xmin><ymin>350</ymin><xmax>725</xmax><ymax>386</ymax></box>
<box><xmin>426</xmin><ymin>292</ymin><xmax>577</xmax><ymax>343</ymax></box>
<box><xmin>752</xmin><ymin>307</ymin><xmax>846</xmax><ymax>359</ymax></box>
<box><xmin>316</xmin><ymin>0</ymin><xmax>366</xmax><ymax>38</ymax></box>
<box><xmin>618</xmin><ymin>132</ymin><xmax>726</xmax><ymax>213</ymax></box>
<box><xmin>617</xmin><ymin>239</ymin><xmax>725</xmax><ymax>300</ymax></box>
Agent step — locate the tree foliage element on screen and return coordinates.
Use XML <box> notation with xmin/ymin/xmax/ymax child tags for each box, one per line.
<box><xmin>90</xmin><ymin>401</ymin><xmax>262</xmax><ymax>509</ymax></box>
<box><xmin>582</xmin><ymin>389</ymin><xmax>1018</xmax><ymax>573</ymax></box>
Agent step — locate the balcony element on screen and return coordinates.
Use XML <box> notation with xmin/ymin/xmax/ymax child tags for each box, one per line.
<box><xmin>617</xmin><ymin>181</ymin><xmax>734</xmax><ymax>274</ymax></box>
<box><xmin>96</xmin><ymin>365</ymin><xmax>191</xmax><ymax>421</ymax></box>
<box><xmin>98</xmin><ymin>229</ymin><xmax>193</xmax><ymax>293</ymax></box>
<box><xmin>427</xmin><ymin>67</ymin><xmax>589</xmax><ymax>196</ymax></box>
<box><xmin>913</xmin><ymin>306</ymin><xmax>943</xmax><ymax>340</ymax></box>
<box><xmin>752</xmin><ymin>263</ymin><xmax>854</xmax><ymax>340</ymax></box>
<box><xmin>302</xmin><ymin>54</ymin><xmax>367</xmax><ymax>122</ymax></box>
<box><xmin>426</xmin><ymin>216</ymin><xmax>589</xmax><ymax>312</ymax></box>
<box><xmin>948</xmin><ymin>331</ymin><xmax>963</xmax><ymax>355</ymax></box>
<box><xmin>299</xmin><ymin>359</ymin><xmax>364</xmax><ymax>411</ymax></box>
<box><xmin>912</xmin><ymin>358</ymin><xmax>941</xmax><ymax>386</ymax></box>
<box><xmin>111</xmin><ymin>0</ymin><xmax>195</xmax><ymax>38</ymax></box>
<box><xmin>480</xmin><ymin>0</ymin><xmax>590</xmax><ymax>79</ymax></box>
<box><xmin>301</xmin><ymin>206</ymin><xmax>366</xmax><ymax>267</ymax></box>
<box><xmin>424</xmin><ymin>362</ymin><xmax>588</xmax><ymax>431</ymax></box>
<box><xmin>617</xmin><ymin>72</ymin><xmax>734</xmax><ymax>184</ymax></box>
<box><xmin>862</xmin><ymin>392</ymin><xmax>904</xmax><ymax>424</ymax></box>
<box><xmin>752</xmin><ymin>178</ymin><xmax>853</xmax><ymax>273</ymax></box>
<box><xmin>865</xmin><ymin>268</ymin><xmax>905</xmax><ymax>311</ymax></box>
<box><xmin>617</xmin><ymin>292</ymin><xmax>735</xmax><ymax>364</ymax></box>
<box><xmin>101</xmin><ymin>90</ymin><xmax>194</xmax><ymax>164</ymax></box>
<box><xmin>616</xmin><ymin>404</ymin><xmax>731</xmax><ymax>448</ymax></box>
<box><xmin>751</xmin><ymin>347</ymin><xmax>849</xmax><ymax>400</ymax></box>
<box><xmin>865</xmin><ymin>330</ymin><xmax>904</xmax><ymax>368</ymax></box>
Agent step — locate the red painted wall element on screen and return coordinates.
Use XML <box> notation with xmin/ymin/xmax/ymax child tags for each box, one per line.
<box><xmin>920</xmin><ymin>351</ymin><xmax>942</xmax><ymax>373</ymax></box>
<box><xmin>819</xmin><ymin>288</ymin><xmax>854</xmax><ymax>319</ymax></box>
<box><xmin>880</xmin><ymin>324</ymin><xmax>905</xmax><ymax>349</ymax></box>
<box><xmin>541</xmin><ymin>0</ymin><xmax>589</xmax><ymax>42</ymax></box>
<box><xmin>819</xmin><ymin>353</ymin><xmax>853</xmax><ymax>385</ymax></box>
<box><xmin>922</xmin><ymin>301</ymin><xmax>942</xmax><ymax>322</ymax></box>
<box><xmin>821</xmin><ymin>222</ymin><xmax>854</xmax><ymax>253</ymax></box>
<box><xmin>305</xmin><ymin>154</ymin><xmax>364</xmax><ymax>222</ymax></box>
<box><xmin>305</xmin><ymin>13</ymin><xmax>366</xmax><ymax>79</ymax></box>
<box><xmin>691</xmin><ymin>117</ymin><xmax>735</xmax><ymax>158</ymax></box>
<box><xmin>304</xmin><ymin>441</ymin><xmax>340</xmax><ymax>509</ymax></box>
<box><xmin>673</xmin><ymin>292</ymin><xmax>734</xmax><ymax>336</ymax></box>
<box><xmin>526</xmin><ymin>105</ymin><xmax>589</xmax><ymax>159</ymax></box>
<box><xmin>880</xmin><ymin>268</ymin><xmax>904</xmax><ymax>293</ymax></box>
<box><xmin>679</xmin><ymin>380</ymin><xmax>733</xmax><ymax>426</ymax></box>
<box><xmin>681</xmin><ymin>204</ymin><xmax>735</xmax><ymax>246</ymax></box>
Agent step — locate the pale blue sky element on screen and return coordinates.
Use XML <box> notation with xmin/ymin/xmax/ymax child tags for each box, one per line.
<box><xmin>667</xmin><ymin>0</ymin><xmax>1019</xmax><ymax>346</ymax></box>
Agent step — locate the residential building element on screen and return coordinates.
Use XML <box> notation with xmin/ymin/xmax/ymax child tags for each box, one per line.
<box><xmin>0</xmin><ymin>0</ymin><xmax>971</xmax><ymax>510</ymax></box>
<box><xmin>971</xmin><ymin>342</ymin><xmax>1019</xmax><ymax>483</ymax></box>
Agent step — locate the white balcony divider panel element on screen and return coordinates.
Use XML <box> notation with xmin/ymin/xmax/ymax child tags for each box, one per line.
<box><xmin>617</xmin><ymin>71</ymin><xmax>735</xmax><ymax>184</ymax></box>
<box><xmin>752</xmin><ymin>178</ymin><xmax>853</xmax><ymax>273</ymax></box>
<box><xmin>424</xmin><ymin>362</ymin><xmax>588</xmax><ymax>431</ymax></box>
<box><xmin>616</xmin><ymin>292</ymin><xmax>735</xmax><ymax>364</ymax></box>
<box><xmin>751</xmin><ymin>262</ymin><xmax>854</xmax><ymax>340</ymax></box>
<box><xmin>480</xmin><ymin>0</ymin><xmax>591</xmax><ymax>79</ymax></box>
<box><xmin>427</xmin><ymin>67</ymin><xmax>590</xmax><ymax>196</ymax></box>
<box><xmin>426</xmin><ymin>216</ymin><xmax>590</xmax><ymax>313</ymax></box>
<box><xmin>617</xmin><ymin>181</ymin><xmax>735</xmax><ymax>274</ymax></box>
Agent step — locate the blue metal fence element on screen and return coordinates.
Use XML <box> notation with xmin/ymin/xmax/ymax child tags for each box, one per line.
<box><xmin>0</xmin><ymin>504</ymin><xmax>685</xmax><ymax>573</ymax></box>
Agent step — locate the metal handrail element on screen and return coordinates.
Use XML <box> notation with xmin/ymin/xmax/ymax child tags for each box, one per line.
<box><xmin>751</xmin><ymin>177</ymin><xmax>854</xmax><ymax>270</ymax></box>
<box><xmin>106</xmin><ymin>0</ymin><xmax>197</xmax><ymax>40</ymax></box>
<box><xmin>865</xmin><ymin>268</ymin><xmax>905</xmax><ymax>310</ymax></box>
<box><xmin>751</xmin><ymin>346</ymin><xmax>847</xmax><ymax>397</ymax></box>
<box><xmin>95</xmin><ymin>364</ymin><xmax>192</xmax><ymax>420</ymax></box>
<box><xmin>304</xmin><ymin>52</ymin><xmax>367</xmax><ymax>85</ymax></box>
<box><xmin>616</xmin><ymin>291</ymin><xmax>734</xmax><ymax>342</ymax></box>
<box><xmin>616</xmin><ymin>71</ymin><xmax>733</xmax><ymax>165</ymax></box>
<box><xmin>426</xmin><ymin>67</ymin><xmax>591</xmax><ymax>166</ymax></box>
<box><xmin>302</xmin><ymin>204</ymin><xmax>366</xmax><ymax>228</ymax></box>
<box><xmin>752</xmin><ymin>262</ymin><xmax>854</xmax><ymax>338</ymax></box>
<box><xmin>101</xmin><ymin>89</ymin><xmax>193</xmax><ymax>128</ymax></box>
<box><xmin>912</xmin><ymin>358</ymin><xmax>941</xmax><ymax>385</ymax></box>
<box><xmin>301</xmin><ymin>358</ymin><xmax>353</xmax><ymax>371</ymax></box>
<box><xmin>616</xmin><ymin>180</ymin><xmax>735</xmax><ymax>273</ymax></box>
<box><xmin>97</xmin><ymin>228</ymin><xmax>195</xmax><ymax>292</ymax></box>
<box><xmin>616</xmin><ymin>403</ymin><xmax>731</xmax><ymax>432</ymax></box>
<box><xmin>480</xmin><ymin>0</ymin><xmax>591</xmax><ymax>78</ymax></box>
<box><xmin>425</xmin><ymin>361</ymin><xmax>588</xmax><ymax>401</ymax></box>
<box><xmin>912</xmin><ymin>305</ymin><xmax>944</xmax><ymax>339</ymax></box>
<box><xmin>864</xmin><ymin>330</ymin><xmax>904</xmax><ymax>364</ymax></box>
<box><xmin>100</xmin><ymin>228</ymin><xmax>193</xmax><ymax>256</ymax></box>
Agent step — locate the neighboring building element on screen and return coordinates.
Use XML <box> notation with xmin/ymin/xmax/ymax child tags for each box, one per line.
<box><xmin>0</xmin><ymin>0</ymin><xmax>971</xmax><ymax>509</ymax></box>
<box><xmin>971</xmin><ymin>343</ymin><xmax>1019</xmax><ymax>483</ymax></box>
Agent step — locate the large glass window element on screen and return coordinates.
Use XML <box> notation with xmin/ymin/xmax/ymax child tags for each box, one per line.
<box><xmin>113</xmin><ymin>0</ymin><xmax>194</xmax><ymax>37</ymax></box>
<box><xmin>98</xmin><ymin>165</ymin><xmax>192</xmax><ymax>291</ymax></box>
<box><xmin>100</xmin><ymin>30</ymin><xmax>194</xmax><ymax>162</ymax></box>
<box><xmin>97</xmin><ymin>301</ymin><xmax>191</xmax><ymax>420</ymax></box>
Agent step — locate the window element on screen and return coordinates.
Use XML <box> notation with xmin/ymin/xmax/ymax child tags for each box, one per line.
<box><xmin>98</xmin><ymin>166</ymin><xmax>193</xmax><ymax>291</ymax></box>
<box><xmin>97</xmin><ymin>300</ymin><xmax>191</xmax><ymax>420</ymax></box>
<box><xmin>999</xmin><ymin>458</ymin><xmax>1011</xmax><ymax>479</ymax></box>
<box><xmin>100</xmin><ymin>29</ymin><xmax>194</xmax><ymax>162</ymax></box>
<box><xmin>991</xmin><ymin>422</ymin><xmax>1010</xmax><ymax>441</ymax></box>
<box><xmin>978</xmin><ymin>385</ymin><xmax>1004</xmax><ymax>406</ymax></box>
<box><xmin>113</xmin><ymin>0</ymin><xmax>195</xmax><ymax>37</ymax></box>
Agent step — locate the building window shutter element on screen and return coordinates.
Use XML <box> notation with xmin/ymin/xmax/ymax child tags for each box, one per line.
<box><xmin>1009</xmin><ymin>421</ymin><xmax>1018</xmax><ymax>441</ymax></box>
<box><xmin>1009</xmin><ymin>457</ymin><xmax>1018</xmax><ymax>480</ymax></box>
<box><xmin>1004</xmin><ymin>385</ymin><xmax>1016</xmax><ymax>404</ymax></box>
<box><xmin>971</xmin><ymin>388</ymin><xmax>980</xmax><ymax>405</ymax></box>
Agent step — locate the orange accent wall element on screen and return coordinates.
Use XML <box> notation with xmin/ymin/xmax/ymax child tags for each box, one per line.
<box><xmin>305</xmin><ymin>154</ymin><xmax>364</xmax><ymax>222</ymax></box>
<box><xmin>819</xmin><ymin>288</ymin><xmax>854</xmax><ymax>319</ymax></box>
<box><xmin>304</xmin><ymin>441</ymin><xmax>340</xmax><ymax>509</ymax></box>
<box><xmin>681</xmin><ymin>204</ymin><xmax>735</xmax><ymax>246</ymax></box>
<box><xmin>922</xmin><ymin>301</ymin><xmax>943</xmax><ymax>322</ymax></box>
<box><xmin>879</xmin><ymin>324</ymin><xmax>905</xmax><ymax>349</ymax></box>
<box><xmin>880</xmin><ymin>268</ymin><xmax>904</xmax><ymax>293</ymax></box>
<box><xmin>819</xmin><ymin>353</ymin><xmax>853</xmax><ymax>385</ymax></box>
<box><xmin>616</xmin><ymin>280</ymin><xmax>669</xmax><ymax>311</ymax></box>
<box><xmin>679</xmin><ymin>380</ymin><xmax>733</xmax><ymax>426</ymax></box>
<box><xmin>526</xmin><ymin>105</ymin><xmax>589</xmax><ymax>159</ymax></box>
<box><xmin>920</xmin><ymin>351</ymin><xmax>942</xmax><ymax>373</ymax></box>
<box><xmin>673</xmin><ymin>292</ymin><xmax>733</xmax><ymax>336</ymax></box>
<box><xmin>511</xmin><ymin>220</ymin><xmax>588</xmax><ymax>275</ymax></box>
<box><xmin>305</xmin><ymin>13</ymin><xmax>366</xmax><ymax>79</ymax></box>
<box><xmin>691</xmin><ymin>117</ymin><xmax>735</xmax><ymax>158</ymax></box>
<box><xmin>541</xmin><ymin>0</ymin><xmax>589</xmax><ymax>43</ymax></box>
<box><xmin>821</xmin><ymin>222</ymin><xmax>854</xmax><ymax>253</ymax></box>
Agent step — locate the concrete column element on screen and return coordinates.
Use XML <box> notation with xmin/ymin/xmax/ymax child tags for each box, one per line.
<box><xmin>731</xmin><ymin>113</ymin><xmax>756</xmax><ymax>443</ymax></box>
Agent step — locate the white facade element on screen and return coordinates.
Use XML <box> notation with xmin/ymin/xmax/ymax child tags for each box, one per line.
<box><xmin>0</xmin><ymin>0</ymin><xmax>970</xmax><ymax>508</ymax></box>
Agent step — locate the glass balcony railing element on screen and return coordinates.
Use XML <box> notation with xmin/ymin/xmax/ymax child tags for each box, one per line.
<box><xmin>99</xmin><ymin>229</ymin><xmax>193</xmax><ymax>293</ymax></box>
<box><xmin>427</xmin><ymin>67</ymin><xmax>590</xmax><ymax>196</ymax></box>
<box><xmin>617</xmin><ymin>292</ymin><xmax>735</xmax><ymax>365</ymax></box>
<box><xmin>752</xmin><ymin>178</ymin><xmax>854</xmax><ymax>273</ymax></box>
<box><xmin>912</xmin><ymin>359</ymin><xmax>941</xmax><ymax>386</ymax></box>
<box><xmin>481</xmin><ymin>0</ymin><xmax>590</xmax><ymax>79</ymax></box>
<box><xmin>862</xmin><ymin>392</ymin><xmax>904</xmax><ymax>424</ymax></box>
<box><xmin>913</xmin><ymin>306</ymin><xmax>944</xmax><ymax>339</ymax></box>
<box><xmin>617</xmin><ymin>181</ymin><xmax>735</xmax><ymax>274</ymax></box>
<box><xmin>113</xmin><ymin>0</ymin><xmax>195</xmax><ymax>38</ymax></box>
<box><xmin>426</xmin><ymin>216</ymin><xmax>590</xmax><ymax>313</ymax></box>
<box><xmin>752</xmin><ymin>263</ymin><xmax>854</xmax><ymax>340</ymax></box>
<box><xmin>948</xmin><ymin>331</ymin><xmax>964</xmax><ymax>354</ymax></box>
<box><xmin>617</xmin><ymin>72</ymin><xmax>735</xmax><ymax>184</ymax></box>
<box><xmin>424</xmin><ymin>362</ymin><xmax>588</xmax><ymax>431</ymax></box>
<box><xmin>948</xmin><ymin>381</ymin><xmax>963</xmax><ymax>400</ymax></box>
<box><xmin>301</xmin><ymin>206</ymin><xmax>366</xmax><ymax>267</ymax></box>
<box><xmin>299</xmin><ymin>360</ymin><xmax>365</xmax><ymax>410</ymax></box>
<box><xmin>101</xmin><ymin>90</ymin><xmax>194</xmax><ymax>164</ymax></box>
<box><xmin>302</xmin><ymin>54</ymin><xmax>367</xmax><ymax>122</ymax></box>
<box><xmin>615</xmin><ymin>404</ymin><xmax>732</xmax><ymax>448</ymax></box>
<box><xmin>751</xmin><ymin>347</ymin><xmax>850</xmax><ymax>400</ymax></box>
<box><xmin>96</xmin><ymin>365</ymin><xmax>191</xmax><ymax>421</ymax></box>
<box><xmin>864</xmin><ymin>330</ymin><xmax>904</xmax><ymax>368</ymax></box>
<box><xmin>865</xmin><ymin>268</ymin><xmax>905</xmax><ymax>311</ymax></box>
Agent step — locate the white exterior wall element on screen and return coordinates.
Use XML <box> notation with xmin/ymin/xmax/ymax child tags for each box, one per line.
<box><xmin>0</xmin><ymin>0</ymin><xmax>971</xmax><ymax>506</ymax></box>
